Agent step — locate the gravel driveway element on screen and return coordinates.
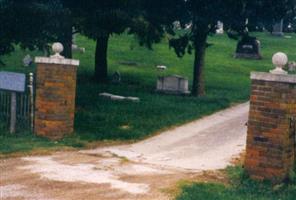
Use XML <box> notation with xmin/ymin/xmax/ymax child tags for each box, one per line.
<box><xmin>0</xmin><ymin>103</ymin><xmax>249</xmax><ymax>200</ymax></box>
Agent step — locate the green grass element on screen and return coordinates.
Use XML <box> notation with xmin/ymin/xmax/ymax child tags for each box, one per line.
<box><xmin>176</xmin><ymin>166</ymin><xmax>296</xmax><ymax>200</ymax></box>
<box><xmin>1</xmin><ymin>32</ymin><xmax>296</xmax><ymax>153</ymax></box>
<box><xmin>0</xmin><ymin>132</ymin><xmax>87</xmax><ymax>155</ymax></box>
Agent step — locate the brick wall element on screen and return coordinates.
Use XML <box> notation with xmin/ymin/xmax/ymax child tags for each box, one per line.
<box><xmin>34</xmin><ymin>60</ymin><xmax>78</xmax><ymax>140</ymax></box>
<box><xmin>245</xmin><ymin>72</ymin><xmax>296</xmax><ymax>182</ymax></box>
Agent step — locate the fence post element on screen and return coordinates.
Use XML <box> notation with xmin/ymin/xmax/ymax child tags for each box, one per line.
<box><xmin>28</xmin><ymin>73</ymin><xmax>34</xmax><ymax>132</ymax></box>
<box><xmin>9</xmin><ymin>92</ymin><xmax>17</xmax><ymax>134</ymax></box>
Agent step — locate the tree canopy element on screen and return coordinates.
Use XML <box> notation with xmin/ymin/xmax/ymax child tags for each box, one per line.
<box><xmin>0</xmin><ymin>0</ymin><xmax>74</xmax><ymax>63</ymax></box>
<box><xmin>0</xmin><ymin>0</ymin><xmax>295</xmax><ymax>92</ymax></box>
<box><xmin>167</xmin><ymin>0</ymin><xmax>296</xmax><ymax>96</ymax></box>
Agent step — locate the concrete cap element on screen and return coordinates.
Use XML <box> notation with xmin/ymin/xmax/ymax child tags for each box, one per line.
<box><xmin>35</xmin><ymin>42</ymin><xmax>79</xmax><ymax>66</ymax></box>
<box><xmin>251</xmin><ymin>72</ymin><xmax>296</xmax><ymax>84</ymax></box>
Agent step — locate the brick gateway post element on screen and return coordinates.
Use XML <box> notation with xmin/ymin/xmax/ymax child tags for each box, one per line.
<box><xmin>245</xmin><ymin>52</ymin><xmax>296</xmax><ymax>183</ymax></box>
<box><xmin>34</xmin><ymin>43</ymin><xmax>79</xmax><ymax>140</ymax></box>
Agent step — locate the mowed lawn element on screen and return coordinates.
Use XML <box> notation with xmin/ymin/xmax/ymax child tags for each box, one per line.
<box><xmin>176</xmin><ymin>166</ymin><xmax>296</xmax><ymax>200</ymax></box>
<box><xmin>0</xmin><ymin>32</ymin><xmax>296</xmax><ymax>153</ymax></box>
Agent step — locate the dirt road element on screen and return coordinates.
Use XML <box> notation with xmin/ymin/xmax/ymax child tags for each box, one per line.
<box><xmin>0</xmin><ymin>103</ymin><xmax>249</xmax><ymax>200</ymax></box>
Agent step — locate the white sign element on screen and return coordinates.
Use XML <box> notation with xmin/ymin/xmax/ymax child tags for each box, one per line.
<box><xmin>0</xmin><ymin>71</ymin><xmax>26</xmax><ymax>92</ymax></box>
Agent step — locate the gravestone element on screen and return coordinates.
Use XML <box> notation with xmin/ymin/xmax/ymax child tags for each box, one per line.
<box><xmin>235</xmin><ymin>37</ymin><xmax>262</xmax><ymax>59</ymax></box>
<box><xmin>272</xmin><ymin>19</ymin><xmax>284</xmax><ymax>36</ymax></box>
<box><xmin>216</xmin><ymin>21</ymin><xmax>224</xmax><ymax>34</ymax></box>
<box><xmin>72</xmin><ymin>31</ymin><xmax>85</xmax><ymax>53</ymax></box>
<box><xmin>0</xmin><ymin>71</ymin><xmax>26</xmax><ymax>133</ymax></box>
<box><xmin>156</xmin><ymin>75</ymin><xmax>190</xmax><ymax>95</ymax></box>
<box><xmin>288</xmin><ymin>61</ymin><xmax>296</xmax><ymax>72</ymax></box>
<box><xmin>111</xmin><ymin>71</ymin><xmax>121</xmax><ymax>84</ymax></box>
<box><xmin>72</xmin><ymin>44</ymin><xmax>85</xmax><ymax>53</ymax></box>
<box><xmin>99</xmin><ymin>93</ymin><xmax>140</xmax><ymax>102</ymax></box>
<box><xmin>119</xmin><ymin>61</ymin><xmax>138</xmax><ymax>66</ymax></box>
<box><xmin>23</xmin><ymin>54</ymin><xmax>33</xmax><ymax>67</ymax></box>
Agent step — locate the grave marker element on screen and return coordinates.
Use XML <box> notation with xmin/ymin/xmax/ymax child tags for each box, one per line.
<box><xmin>156</xmin><ymin>75</ymin><xmax>190</xmax><ymax>95</ymax></box>
<box><xmin>235</xmin><ymin>37</ymin><xmax>262</xmax><ymax>59</ymax></box>
<box><xmin>272</xmin><ymin>19</ymin><xmax>284</xmax><ymax>36</ymax></box>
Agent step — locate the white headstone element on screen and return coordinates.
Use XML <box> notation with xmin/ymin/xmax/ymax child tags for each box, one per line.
<box><xmin>23</xmin><ymin>54</ymin><xmax>33</xmax><ymax>67</ymax></box>
<box><xmin>156</xmin><ymin>75</ymin><xmax>190</xmax><ymax>95</ymax></box>
<box><xmin>216</xmin><ymin>21</ymin><xmax>224</xmax><ymax>34</ymax></box>
<box><xmin>272</xmin><ymin>19</ymin><xmax>284</xmax><ymax>36</ymax></box>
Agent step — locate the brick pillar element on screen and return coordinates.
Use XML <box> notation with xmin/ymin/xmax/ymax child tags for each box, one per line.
<box><xmin>245</xmin><ymin>72</ymin><xmax>296</xmax><ymax>182</ymax></box>
<box><xmin>34</xmin><ymin>43</ymin><xmax>79</xmax><ymax>140</ymax></box>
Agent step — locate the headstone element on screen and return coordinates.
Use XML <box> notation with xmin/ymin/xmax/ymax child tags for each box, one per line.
<box><xmin>72</xmin><ymin>30</ymin><xmax>85</xmax><ymax>53</ymax></box>
<box><xmin>111</xmin><ymin>71</ymin><xmax>121</xmax><ymax>84</ymax></box>
<box><xmin>125</xmin><ymin>97</ymin><xmax>140</xmax><ymax>102</ymax></box>
<box><xmin>286</xmin><ymin>23</ymin><xmax>293</xmax><ymax>32</ymax></box>
<box><xmin>99</xmin><ymin>92</ymin><xmax>113</xmax><ymax>98</ymax></box>
<box><xmin>110</xmin><ymin>95</ymin><xmax>125</xmax><ymax>101</ymax></box>
<box><xmin>288</xmin><ymin>61</ymin><xmax>296</xmax><ymax>72</ymax></box>
<box><xmin>156</xmin><ymin>65</ymin><xmax>167</xmax><ymax>70</ymax></box>
<box><xmin>216</xmin><ymin>21</ymin><xmax>224</xmax><ymax>34</ymax></box>
<box><xmin>119</xmin><ymin>61</ymin><xmax>138</xmax><ymax>66</ymax></box>
<box><xmin>72</xmin><ymin>44</ymin><xmax>85</xmax><ymax>53</ymax></box>
<box><xmin>235</xmin><ymin>37</ymin><xmax>262</xmax><ymax>59</ymax></box>
<box><xmin>156</xmin><ymin>75</ymin><xmax>190</xmax><ymax>95</ymax></box>
<box><xmin>23</xmin><ymin>54</ymin><xmax>33</xmax><ymax>67</ymax></box>
<box><xmin>272</xmin><ymin>19</ymin><xmax>284</xmax><ymax>36</ymax></box>
<box><xmin>99</xmin><ymin>92</ymin><xmax>140</xmax><ymax>102</ymax></box>
<box><xmin>173</xmin><ymin>21</ymin><xmax>181</xmax><ymax>30</ymax></box>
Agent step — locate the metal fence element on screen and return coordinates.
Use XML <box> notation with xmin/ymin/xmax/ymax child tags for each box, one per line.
<box><xmin>0</xmin><ymin>73</ymin><xmax>34</xmax><ymax>133</ymax></box>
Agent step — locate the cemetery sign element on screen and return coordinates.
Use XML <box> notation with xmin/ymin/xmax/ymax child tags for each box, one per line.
<box><xmin>0</xmin><ymin>71</ymin><xmax>26</xmax><ymax>93</ymax></box>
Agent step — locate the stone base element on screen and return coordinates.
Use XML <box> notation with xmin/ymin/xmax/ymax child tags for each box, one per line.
<box><xmin>235</xmin><ymin>53</ymin><xmax>262</xmax><ymax>60</ymax></box>
<box><xmin>272</xmin><ymin>32</ymin><xmax>284</xmax><ymax>37</ymax></box>
<box><xmin>156</xmin><ymin>89</ymin><xmax>191</xmax><ymax>95</ymax></box>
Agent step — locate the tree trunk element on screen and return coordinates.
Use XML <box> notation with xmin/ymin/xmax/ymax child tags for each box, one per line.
<box><xmin>192</xmin><ymin>33</ymin><xmax>208</xmax><ymax>96</ymax></box>
<box><xmin>95</xmin><ymin>34</ymin><xmax>109</xmax><ymax>83</ymax></box>
<box><xmin>58</xmin><ymin>23</ymin><xmax>73</xmax><ymax>59</ymax></box>
<box><xmin>61</xmin><ymin>35</ymin><xmax>72</xmax><ymax>59</ymax></box>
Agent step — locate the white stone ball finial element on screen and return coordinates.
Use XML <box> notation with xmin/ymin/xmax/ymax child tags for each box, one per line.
<box><xmin>270</xmin><ymin>52</ymin><xmax>288</xmax><ymax>75</ymax></box>
<box><xmin>51</xmin><ymin>42</ymin><xmax>64</xmax><ymax>59</ymax></box>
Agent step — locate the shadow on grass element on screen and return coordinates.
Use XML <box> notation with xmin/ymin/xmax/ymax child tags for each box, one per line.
<box><xmin>0</xmin><ymin>130</ymin><xmax>86</xmax><ymax>155</ymax></box>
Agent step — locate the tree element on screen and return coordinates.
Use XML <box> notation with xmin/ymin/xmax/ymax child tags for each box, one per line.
<box><xmin>74</xmin><ymin>0</ymin><xmax>139</xmax><ymax>83</ymax></box>
<box><xmin>168</xmin><ymin>0</ymin><xmax>295</xmax><ymax>96</ymax></box>
<box><xmin>0</xmin><ymin>0</ymin><xmax>14</xmax><ymax>64</ymax></box>
<box><xmin>0</xmin><ymin>0</ymin><xmax>75</xmax><ymax>64</ymax></box>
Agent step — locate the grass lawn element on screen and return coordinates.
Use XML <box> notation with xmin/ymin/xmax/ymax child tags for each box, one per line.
<box><xmin>176</xmin><ymin>166</ymin><xmax>296</xmax><ymax>200</ymax></box>
<box><xmin>0</xmin><ymin>32</ymin><xmax>296</xmax><ymax>154</ymax></box>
